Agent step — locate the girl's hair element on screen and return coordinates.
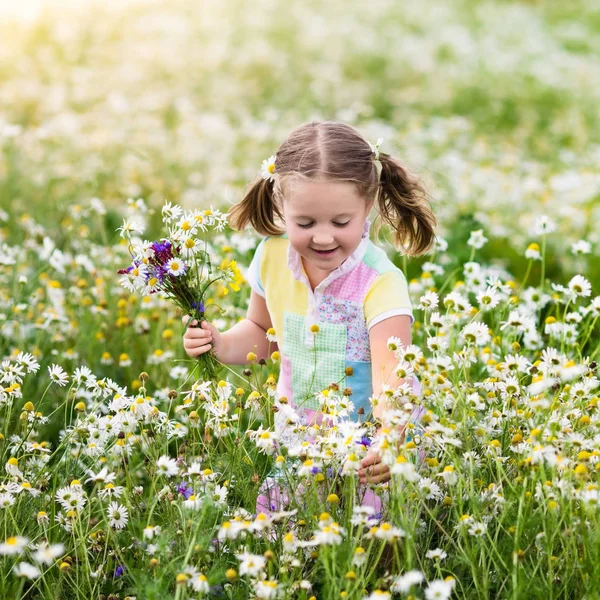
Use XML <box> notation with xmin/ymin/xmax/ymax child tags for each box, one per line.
<box><xmin>228</xmin><ymin>120</ymin><xmax>436</xmax><ymax>255</ymax></box>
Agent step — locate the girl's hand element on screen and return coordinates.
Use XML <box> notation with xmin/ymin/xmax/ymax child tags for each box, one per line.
<box><xmin>358</xmin><ymin>424</ymin><xmax>407</xmax><ymax>485</ymax></box>
<box><xmin>182</xmin><ymin>316</ymin><xmax>224</xmax><ymax>359</ymax></box>
<box><xmin>359</xmin><ymin>452</ymin><xmax>391</xmax><ymax>485</ymax></box>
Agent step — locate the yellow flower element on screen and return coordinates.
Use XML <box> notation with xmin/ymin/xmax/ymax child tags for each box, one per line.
<box><xmin>310</xmin><ymin>324</ymin><xmax>320</xmax><ymax>333</ymax></box>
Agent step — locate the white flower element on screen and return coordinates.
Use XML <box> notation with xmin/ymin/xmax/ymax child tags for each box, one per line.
<box><xmin>418</xmin><ymin>291</ymin><xmax>439</xmax><ymax>311</ymax></box>
<box><xmin>261</xmin><ymin>155</ymin><xmax>277</xmax><ymax>181</ymax></box>
<box><xmin>107</xmin><ymin>502</ymin><xmax>129</xmax><ymax>529</ymax></box>
<box><xmin>48</xmin><ymin>364</ymin><xmax>69</xmax><ymax>386</ymax></box>
<box><xmin>314</xmin><ymin>521</ymin><xmax>345</xmax><ymax>545</ymax></box>
<box><xmin>165</xmin><ymin>258</ymin><xmax>187</xmax><ymax>276</ymax></box>
<box><xmin>13</xmin><ymin>562</ymin><xmax>40</xmax><ymax>579</ymax></box>
<box><xmin>86</xmin><ymin>467</ymin><xmax>116</xmax><ymax>484</ymax></box>
<box><xmin>143</xmin><ymin>525</ymin><xmax>161</xmax><ymax>539</ymax></box>
<box><xmin>476</xmin><ymin>286</ymin><xmax>501</xmax><ymax>311</ymax></box>
<box><xmin>424</xmin><ymin>578</ymin><xmax>455</xmax><ymax>600</ymax></box>
<box><xmin>0</xmin><ymin>536</ymin><xmax>28</xmax><ymax>555</ymax></box>
<box><xmin>425</xmin><ymin>548</ymin><xmax>448</xmax><ymax>561</ymax></box>
<box><xmin>236</xmin><ymin>551</ymin><xmax>267</xmax><ymax>577</ymax></box>
<box><xmin>156</xmin><ymin>455</ymin><xmax>179</xmax><ymax>478</ymax></box>
<box><xmin>162</xmin><ymin>201</ymin><xmax>183</xmax><ymax>222</ymax></box>
<box><xmin>32</xmin><ymin>543</ymin><xmax>65</xmax><ymax>565</ymax></box>
<box><xmin>368</xmin><ymin>137</ymin><xmax>384</xmax><ymax>160</ymax></box>
<box><xmin>567</xmin><ymin>275</ymin><xmax>592</xmax><ymax>299</ymax></box>
<box><xmin>254</xmin><ymin>579</ymin><xmax>281</xmax><ymax>599</ymax></box>
<box><xmin>467</xmin><ymin>521</ymin><xmax>487</xmax><ymax>536</ymax></box>
<box><xmin>15</xmin><ymin>352</ymin><xmax>39</xmax><ymax>373</ymax></box>
<box><xmin>390</xmin><ymin>457</ymin><xmax>419</xmax><ymax>482</ymax></box>
<box><xmin>249</xmin><ymin>426</ymin><xmax>278</xmax><ymax>455</ymax></box>
<box><xmin>0</xmin><ymin>493</ymin><xmax>15</xmax><ymax>508</ymax></box>
<box><xmin>190</xmin><ymin>573</ymin><xmax>210</xmax><ymax>593</ymax></box>
<box><xmin>460</xmin><ymin>322</ymin><xmax>491</xmax><ymax>346</ymax></box>
<box><xmin>525</xmin><ymin>243</ymin><xmax>542</xmax><ymax>260</ymax></box>
<box><xmin>571</xmin><ymin>240</ymin><xmax>591</xmax><ymax>255</ymax></box>
<box><xmin>390</xmin><ymin>570</ymin><xmax>424</xmax><ymax>593</ymax></box>
<box><xmin>369</xmin><ymin>522</ymin><xmax>406</xmax><ymax>541</ymax></box>
<box><xmin>467</xmin><ymin>229</ymin><xmax>488</xmax><ymax>249</ymax></box>
<box><xmin>117</xmin><ymin>218</ymin><xmax>144</xmax><ymax>239</ymax></box>
<box><xmin>363</xmin><ymin>591</ymin><xmax>391</xmax><ymax>600</ymax></box>
<box><xmin>533</xmin><ymin>215</ymin><xmax>557</xmax><ymax>236</ymax></box>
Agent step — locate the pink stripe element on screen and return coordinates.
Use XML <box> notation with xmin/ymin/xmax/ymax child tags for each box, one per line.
<box><xmin>325</xmin><ymin>262</ymin><xmax>378</xmax><ymax>302</ymax></box>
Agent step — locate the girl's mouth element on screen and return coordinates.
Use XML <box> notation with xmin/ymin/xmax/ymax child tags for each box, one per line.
<box><xmin>313</xmin><ymin>247</ymin><xmax>338</xmax><ymax>256</ymax></box>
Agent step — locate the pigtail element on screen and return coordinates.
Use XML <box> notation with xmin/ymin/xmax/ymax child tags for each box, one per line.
<box><xmin>376</xmin><ymin>153</ymin><xmax>437</xmax><ymax>256</ymax></box>
<box><xmin>227</xmin><ymin>177</ymin><xmax>285</xmax><ymax>237</ymax></box>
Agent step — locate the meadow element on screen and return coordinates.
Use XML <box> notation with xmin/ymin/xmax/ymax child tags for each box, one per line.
<box><xmin>0</xmin><ymin>0</ymin><xmax>599</xmax><ymax>598</ymax></box>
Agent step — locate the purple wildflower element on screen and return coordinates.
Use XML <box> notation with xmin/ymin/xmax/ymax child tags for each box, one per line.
<box><xmin>150</xmin><ymin>240</ymin><xmax>173</xmax><ymax>265</ymax></box>
<box><xmin>191</xmin><ymin>300</ymin><xmax>205</xmax><ymax>313</ymax></box>
<box><xmin>176</xmin><ymin>481</ymin><xmax>193</xmax><ymax>499</ymax></box>
<box><xmin>114</xmin><ymin>565</ymin><xmax>125</xmax><ymax>578</ymax></box>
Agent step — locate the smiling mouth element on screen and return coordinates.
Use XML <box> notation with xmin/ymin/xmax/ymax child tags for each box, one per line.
<box><xmin>312</xmin><ymin>247</ymin><xmax>339</xmax><ymax>255</ymax></box>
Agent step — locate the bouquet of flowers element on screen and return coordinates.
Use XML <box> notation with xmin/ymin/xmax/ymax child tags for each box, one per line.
<box><xmin>116</xmin><ymin>201</ymin><xmax>242</xmax><ymax>380</ymax></box>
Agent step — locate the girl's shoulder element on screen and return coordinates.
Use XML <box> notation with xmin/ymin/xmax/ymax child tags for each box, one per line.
<box><xmin>361</xmin><ymin>240</ymin><xmax>404</xmax><ymax>276</ymax></box>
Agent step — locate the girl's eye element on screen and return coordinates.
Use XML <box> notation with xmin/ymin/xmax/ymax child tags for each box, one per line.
<box><xmin>297</xmin><ymin>222</ymin><xmax>349</xmax><ymax>229</ymax></box>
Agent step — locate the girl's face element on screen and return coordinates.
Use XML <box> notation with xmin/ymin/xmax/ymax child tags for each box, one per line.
<box><xmin>281</xmin><ymin>179</ymin><xmax>372</xmax><ymax>278</ymax></box>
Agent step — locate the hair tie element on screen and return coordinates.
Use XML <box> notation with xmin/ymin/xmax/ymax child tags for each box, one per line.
<box><xmin>368</xmin><ymin>137</ymin><xmax>384</xmax><ymax>161</ymax></box>
<box><xmin>261</xmin><ymin>155</ymin><xmax>276</xmax><ymax>182</ymax></box>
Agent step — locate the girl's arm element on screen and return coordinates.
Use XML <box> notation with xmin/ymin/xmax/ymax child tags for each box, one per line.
<box><xmin>358</xmin><ymin>314</ymin><xmax>412</xmax><ymax>485</ymax></box>
<box><xmin>183</xmin><ymin>290</ymin><xmax>277</xmax><ymax>365</ymax></box>
<box><xmin>368</xmin><ymin>315</ymin><xmax>412</xmax><ymax>423</ymax></box>
<box><xmin>220</xmin><ymin>290</ymin><xmax>278</xmax><ymax>364</ymax></box>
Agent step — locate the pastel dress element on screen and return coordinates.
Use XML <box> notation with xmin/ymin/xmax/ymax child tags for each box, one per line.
<box><xmin>247</xmin><ymin>219</ymin><xmax>424</xmax><ymax>514</ymax></box>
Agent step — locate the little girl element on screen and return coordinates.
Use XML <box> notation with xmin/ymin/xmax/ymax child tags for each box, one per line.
<box><xmin>183</xmin><ymin>121</ymin><xmax>436</xmax><ymax>510</ymax></box>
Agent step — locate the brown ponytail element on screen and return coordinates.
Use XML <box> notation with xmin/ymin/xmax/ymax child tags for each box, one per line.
<box><xmin>375</xmin><ymin>153</ymin><xmax>437</xmax><ymax>256</ymax></box>
<box><xmin>227</xmin><ymin>176</ymin><xmax>285</xmax><ymax>237</ymax></box>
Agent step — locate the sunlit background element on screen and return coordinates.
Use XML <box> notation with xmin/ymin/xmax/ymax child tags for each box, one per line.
<box><xmin>1</xmin><ymin>4</ymin><xmax>600</xmax><ymax>598</ymax></box>
<box><xmin>1</xmin><ymin>0</ymin><xmax>599</xmax><ymax>279</ymax></box>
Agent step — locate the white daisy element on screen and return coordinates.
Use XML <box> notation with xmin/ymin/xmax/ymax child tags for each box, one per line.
<box><xmin>236</xmin><ymin>551</ymin><xmax>267</xmax><ymax>577</ymax></box>
<box><xmin>532</xmin><ymin>215</ymin><xmax>557</xmax><ymax>236</ymax></box>
<box><xmin>261</xmin><ymin>155</ymin><xmax>277</xmax><ymax>181</ymax></box>
<box><xmin>13</xmin><ymin>562</ymin><xmax>40</xmax><ymax>579</ymax></box>
<box><xmin>467</xmin><ymin>229</ymin><xmax>488</xmax><ymax>249</ymax></box>
<box><xmin>156</xmin><ymin>455</ymin><xmax>179</xmax><ymax>478</ymax></box>
<box><xmin>568</xmin><ymin>275</ymin><xmax>592</xmax><ymax>299</ymax></box>
<box><xmin>32</xmin><ymin>543</ymin><xmax>65</xmax><ymax>565</ymax></box>
<box><xmin>424</xmin><ymin>578</ymin><xmax>455</xmax><ymax>600</ymax></box>
<box><xmin>0</xmin><ymin>536</ymin><xmax>28</xmax><ymax>555</ymax></box>
<box><xmin>48</xmin><ymin>364</ymin><xmax>69</xmax><ymax>387</ymax></box>
<box><xmin>161</xmin><ymin>201</ymin><xmax>183</xmax><ymax>223</ymax></box>
<box><xmin>107</xmin><ymin>502</ymin><xmax>129</xmax><ymax>529</ymax></box>
<box><xmin>425</xmin><ymin>548</ymin><xmax>448</xmax><ymax>561</ymax></box>
<box><xmin>165</xmin><ymin>258</ymin><xmax>187</xmax><ymax>277</ymax></box>
<box><xmin>117</xmin><ymin>218</ymin><xmax>144</xmax><ymax>239</ymax></box>
<box><xmin>391</xmin><ymin>570</ymin><xmax>424</xmax><ymax>593</ymax></box>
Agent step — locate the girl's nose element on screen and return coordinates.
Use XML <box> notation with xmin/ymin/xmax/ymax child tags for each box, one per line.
<box><xmin>312</xmin><ymin>231</ymin><xmax>335</xmax><ymax>246</ymax></box>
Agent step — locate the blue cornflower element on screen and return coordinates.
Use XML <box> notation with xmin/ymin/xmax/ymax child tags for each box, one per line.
<box><xmin>176</xmin><ymin>481</ymin><xmax>193</xmax><ymax>499</ymax></box>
